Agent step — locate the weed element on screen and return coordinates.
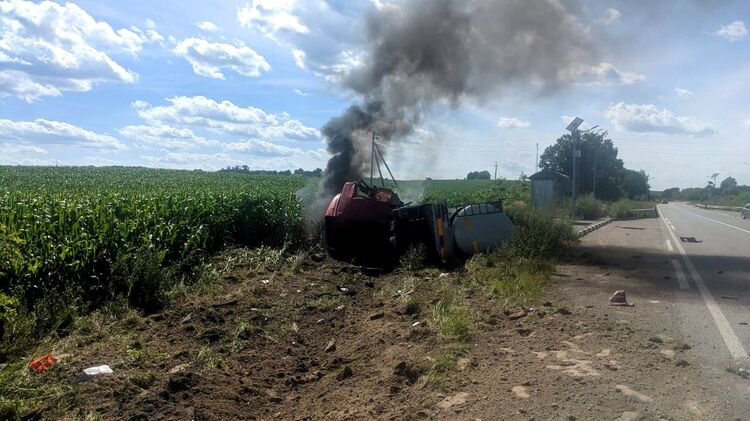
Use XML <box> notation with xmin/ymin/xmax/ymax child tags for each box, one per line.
<box><xmin>400</xmin><ymin>244</ymin><xmax>426</xmax><ymax>272</ymax></box>
<box><xmin>431</xmin><ymin>300</ymin><xmax>472</xmax><ymax>342</ymax></box>
<box><xmin>196</xmin><ymin>346</ymin><xmax>226</xmax><ymax>372</ymax></box>
<box><xmin>129</xmin><ymin>371</ymin><xmax>156</xmax><ymax>390</ymax></box>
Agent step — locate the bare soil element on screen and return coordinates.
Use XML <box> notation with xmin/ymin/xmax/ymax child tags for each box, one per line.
<box><xmin>18</xmin><ymin>241</ymin><xmax>749</xmax><ymax>420</ymax></box>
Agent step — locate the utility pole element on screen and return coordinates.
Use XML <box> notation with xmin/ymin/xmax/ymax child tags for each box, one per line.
<box><xmin>592</xmin><ymin>150</ymin><xmax>598</xmax><ymax>199</ymax></box>
<box><xmin>535</xmin><ymin>143</ymin><xmax>539</xmax><ymax>171</ymax></box>
<box><xmin>370</xmin><ymin>132</ymin><xmax>376</xmax><ymax>186</ymax></box>
<box><xmin>493</xmin><ymin>161</ymin><xmax>498</xmax><ymax>180</ymax></box>
<box><xmin>566</xmin><ymin>117</ymin><xmax>584</xmax><ymax>220</ymax></box>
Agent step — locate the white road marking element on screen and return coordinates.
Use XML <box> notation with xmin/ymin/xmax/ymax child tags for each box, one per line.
<box><xmin>678</xmin><ymin>206</ymin><xmax>750</xmax><ymax>235</ymax></box>
<box><xmin>669</xmin><ymin>223</ymin><xmax>676</xmax><ymax>231</ymax></box>
<box><xmin>659</xmin><ymin>210</ymin><xmax>749</xmax><ymax>361</ymax></box>
<box><xmin>671</xmin><ymin>258</ymin><xmax>689</xmax><ymax>290</ymax></box>
<box><xmin>665</xmin><ymin>239</ymin><xmax>674</xmax><ymax>252</ymax></box>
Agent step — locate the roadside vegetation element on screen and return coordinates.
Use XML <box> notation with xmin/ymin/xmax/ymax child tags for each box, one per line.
<box><xmin>662</xmin><ymin>178</ymin><xmax>750</xmax><ymax>207</ymax></box>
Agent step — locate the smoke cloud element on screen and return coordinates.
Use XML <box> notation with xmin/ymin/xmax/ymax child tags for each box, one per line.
<box><xmin>315</xmin><ymin>0</ymin><xmax>599</xmax><ymax>213</ymax></box>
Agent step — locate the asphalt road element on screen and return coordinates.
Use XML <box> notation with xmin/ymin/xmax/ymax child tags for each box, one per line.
<box><xmin>657</xmin><ymin>202</ymin><xmax>750</xmax><ymax>362</ymax></box>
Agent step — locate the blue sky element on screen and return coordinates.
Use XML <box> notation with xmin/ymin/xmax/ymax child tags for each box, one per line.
<box><xmin>1</xmin><ymin>0</ymin><xmax>748</xmax><ymax>189</ymax></box>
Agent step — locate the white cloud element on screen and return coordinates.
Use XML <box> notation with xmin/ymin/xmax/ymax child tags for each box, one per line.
<box><xmin>197</xmin><ymin>21</ymin><xmax>219</xmax><ymax>32</ymax></box>
<box><xmin>596</xmin><ymin>8</ymin><xmax>621</xmax><ymax>25</ymax></box>
<box><xmin>675</xmin><ymin>88</ymin><xmax>694</xmax><ymax>99</ymax></box>
<box><xmin>223</xmin><ymin>140</ymin><xmax>303</xmax><ymax>157</ymax></box>
<box><xmin>0</xmin><ymin>118</ymin><xmax>126</xmax><ymax>149</ymax></box>
<box><xmin>173</xmin><ymin>38</ymin><xmax>270</xmax><ymax>79</ymax></box>
<box><xmin>118</xmin><ymin>125</ymin><xmax>217</xmax><ymax>150</ymax></box>
<box><xmin>134</xmin><ymin>96</ymin><xmax>319</xmax><ymax>141</ymax></box>
<box><xmin>237</xmin><ymin>0</ymin><xmax>309</xmax><ymax>38</ymax></box>
<box><xmin>292</xmin><ymin>48</ymin><xmax>306</xmax><ymax>69</ymax></box>
<box><xmin>561</xmin><ymin>62</ymin><xmax>646</xmax><ymax>86</ymax></box>
<box><xmin>606</xmin><ymin>102</ymin><xmax>715</xmax><ymax>136</ymax></box>
<box><xmin>496</xmin><ymin>117</ymin><xmax>531</xmax><ymax>129</ymax></box>
<box><xmin>0</xmin><ymin>0</ymin><xmax>158</xmax><ymax>101</ymax></box>
<box><xmin>293</xmin><ymin>88</ymin><xmax>309</xmax><ymax>96</ymax></box>
<box><xmin>237</xmin><ymin>0</ymin><xmax>366</xmax><ymax>79</ymax></box>
<box><xmin>715</xmin><ymin>20</ymin><xmax>747</xmax><ymax>42</ymax></box>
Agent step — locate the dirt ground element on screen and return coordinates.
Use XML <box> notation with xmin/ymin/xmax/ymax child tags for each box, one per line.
<box><xmin>14</xmin><ymin>232</ymin><xmax>750</xmax><ymax>420</ymax></box>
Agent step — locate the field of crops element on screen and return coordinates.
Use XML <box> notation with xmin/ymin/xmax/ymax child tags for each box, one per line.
<box><xmin>0</xmin><ymin>167</ymin><xmax>307</xmax><ymax>319</ymax></box>
<box><xmin>385</xmin><ymin>179</ymin><xmax>530</xmax><ymax>206</ymax></box>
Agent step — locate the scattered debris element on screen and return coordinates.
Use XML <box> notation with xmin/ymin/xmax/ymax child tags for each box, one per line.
<box><xmin>726</xmin><ymin>367</ymin><xmax>750</xmax><ymax>380</ymax></box>
<box><xmin>615</xmin><ymin>384</ymin><xmax>653</xmax><ymax>403</ymax></box>
<box><xmin>260</xmin><ymin>279</ymin><xmax>270</xmax><ymax>284</ymax></box>
<box><xmin>82</xmin><ymin>365</ymin><xmax>113</xmax><ymax>377</ymax></box>
<box><xmin>511</xmin><ymin>385</ymin><xmax>530</xmax><ymax>399</ymax></box>
<box><xmin>675</xmin><ymin>359</ymin><xmax>689</xmax><ymax>367</ymax></box>
<box><xmin>28</xmin><ymin>354</ymin><xmax>57</xmax><ymax>374</ymax></box>
<box><xmin>436</xmin><ymin>392</ymin><xmax>469</xmax><ymax>409</ymax></box>
<box><xmin>679</xmin><ymin>236</ymin><xmax>702</xmax><ymax>243</ymax></box>
<box><xmin>324</xmin><ymin>340</ymin><xmax>336</xmax><ymax>353</ymax></box>
<box><xmin>615</xmin><ymin>411</ymin><xmax>640</xmax><ymax>421</ymax></box>
<box><xmin>609</xmin><ymin>290</ymin><xmax>634</xmax><ymax>307</ymax></box>
<box><xmin>660</xmin><ymin>349</ymin><xmax>675</xmax><ymax>359</ymax></box>
<box><xmin>721</xmin><ymin>295</ymin><xmax>738</xmax><ymax>300</ymax></box>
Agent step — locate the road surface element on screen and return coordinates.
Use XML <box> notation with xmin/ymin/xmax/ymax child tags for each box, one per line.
<box><xmin>556</xmin><ymin>203</ymin><xmax>750</xmax><ymax>418</ymax></box>
<box><xmin>658</xmin><ymin>202</ymin><xmax>750</xmax><ymax>362</ymax></box>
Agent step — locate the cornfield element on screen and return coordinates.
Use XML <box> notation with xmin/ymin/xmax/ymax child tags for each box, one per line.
<box><xmin>0</xmin><ymin>166</ymin><xmax>307</xmax><ymax>313</ymax></box>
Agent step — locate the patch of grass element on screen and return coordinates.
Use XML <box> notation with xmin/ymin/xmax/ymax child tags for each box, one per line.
<box><xmin>128</xmin><ymin>371</ymin><xmax>156</xmax><ymax>390</ymax></box>
<box><xmin>505</xmin><ymin>203</ymin><xmax>578</xmax><ymax>259</ymax></box>
<box><xmin>425</xmin><ymin>352</ymin><xmax>457</xmax><ymax>385</ymax></box>
<box><xmin>400</xmin><ymin>244</ymin><xmax>426</xmax><ymax>272</ymax></box>
<box><xmin>196</xmin><ymin>346</ymin><xmax>227</xmax><ymax>372</ymax></box>
<box><xmin>288</xmin><ymin>250</ymin><xmax>309</xmax><ymax>273</ymax></box>
<box><xmin>430</xmin><ymin>299</ymin><xmax>472</xmax><ymax>342</ymax></box>
<box><xmin>0</xmin><ymin>359</ymin><xmax>77</xmax><ymax>420</ymax></box>
<box><xmin>466</xmin><ymin>250</ymin><xmax>550</xmax><ymax>307</ymax></box>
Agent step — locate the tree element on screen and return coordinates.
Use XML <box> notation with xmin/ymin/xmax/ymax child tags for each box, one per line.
<box><xmin>467</xmin><ymin>170</ymin><xmax>491</xmax><ymax>180</ymax></box>
<box><xmin>662</xmin><ymin>187</ymin><xmax>680</xmax><ymax>199</ymax></box>
<box><xmin>539</xmin><ymin>130</ymin><xmax>625</xmax><ymax>200</ymax></box>
<box><xmin>720</xmin><ymin>176</ymin><xmax>737</xmax><ymax>194</ymax></box>
<box><xmin>623</xmin><ymin>169</ymin><xmax>650</xmax><ymax>199</ymax></box>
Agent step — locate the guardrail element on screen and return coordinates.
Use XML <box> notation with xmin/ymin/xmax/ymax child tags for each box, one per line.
<box><xmin>691</xmin><ymin>203</ymin><xmax>743</xmax><ymax>212</ymax></box>
<box><xmin>578</xmin><ymin>217</ymin><xmax>612</xmax><ymax>237</ymax></box>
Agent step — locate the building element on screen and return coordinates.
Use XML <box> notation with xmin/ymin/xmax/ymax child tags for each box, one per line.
<box><xmin>529</xmin><ymin>169</ymin><xmax>571</xmax><ymax>208</ymax></box>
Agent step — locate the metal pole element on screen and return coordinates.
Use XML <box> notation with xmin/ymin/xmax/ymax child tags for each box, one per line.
<box><xmin>592</xmin><ymin>150</ymin><xmax>598</xmax><ymax>199</ymax></box>
<box><xmin>373</xmin><ymin>143</ymin><xmax>385</xmax><ymax>187</ymax></box>
<box><xmin>374</xmin><ymin>142</ymin><xmax>398</xmax><ymax>187</ymax></box>
<box><xmin>571</xmin><ymin>130</ymin><xmax>578</xmax><ymax>219</ymax></box>
<box><xmin>535</xmin><ymin>143</ymin><xmax>539</xmax><ymax>171</ymax></box>
<box><xmin>370</xmin><ymin>132</ymin><xmax>375</xmax><ymax>186</ymax></box>
<box><xmin>493</xmin><ymin>161</ymin><xmax>498</xmax><ymax>180</ymax></box>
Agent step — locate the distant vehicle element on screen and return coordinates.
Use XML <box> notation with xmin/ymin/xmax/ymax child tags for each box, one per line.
<box><xmin>661</xmin><ymin>199</ymin><xmax>668</xmax><ymax>204</ymax></box>
<box><xmin>742</xmin><ymin>203</ymin><xmax>750</xmax><ymax>219</ymax></box>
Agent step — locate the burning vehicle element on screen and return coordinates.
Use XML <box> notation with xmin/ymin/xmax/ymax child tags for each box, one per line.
<box><xmin>324</xmin><ymin>141</ymin><xmax>514</xmax><ymax>264</ymax></box>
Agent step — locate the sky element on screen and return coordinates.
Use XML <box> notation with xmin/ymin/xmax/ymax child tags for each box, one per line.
<box><xmin>0</xmin><ymin>0</ymin><xmax>748</xmax><ymax>190</ymax></box>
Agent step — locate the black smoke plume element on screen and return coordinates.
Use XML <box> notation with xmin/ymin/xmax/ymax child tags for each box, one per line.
<box><xmin>315</xmin><ymin>0</ymin><xmax>598</xmax><ymax>212</ymax></box>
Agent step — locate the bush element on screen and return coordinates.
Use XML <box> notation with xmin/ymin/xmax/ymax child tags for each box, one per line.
<box><xmin>505</xmin><ymin>203</ymin><xmax>578</xmax><ymax>259</ymax></box>
<box><xmin>575</xmin><ymin>194</ymin><xmax>603</xmax><ymax>219</ymax></box>
<box><xmin>606</xmin><ymin>199</ymin><xmax>647</xmax><ymax>219</ymax></box>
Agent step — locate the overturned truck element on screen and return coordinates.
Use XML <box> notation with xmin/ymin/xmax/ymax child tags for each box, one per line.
<box><xmin>324</xmin><ymin>180</ymin><xmax>514</xmax><ymax>264</ymax></box>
